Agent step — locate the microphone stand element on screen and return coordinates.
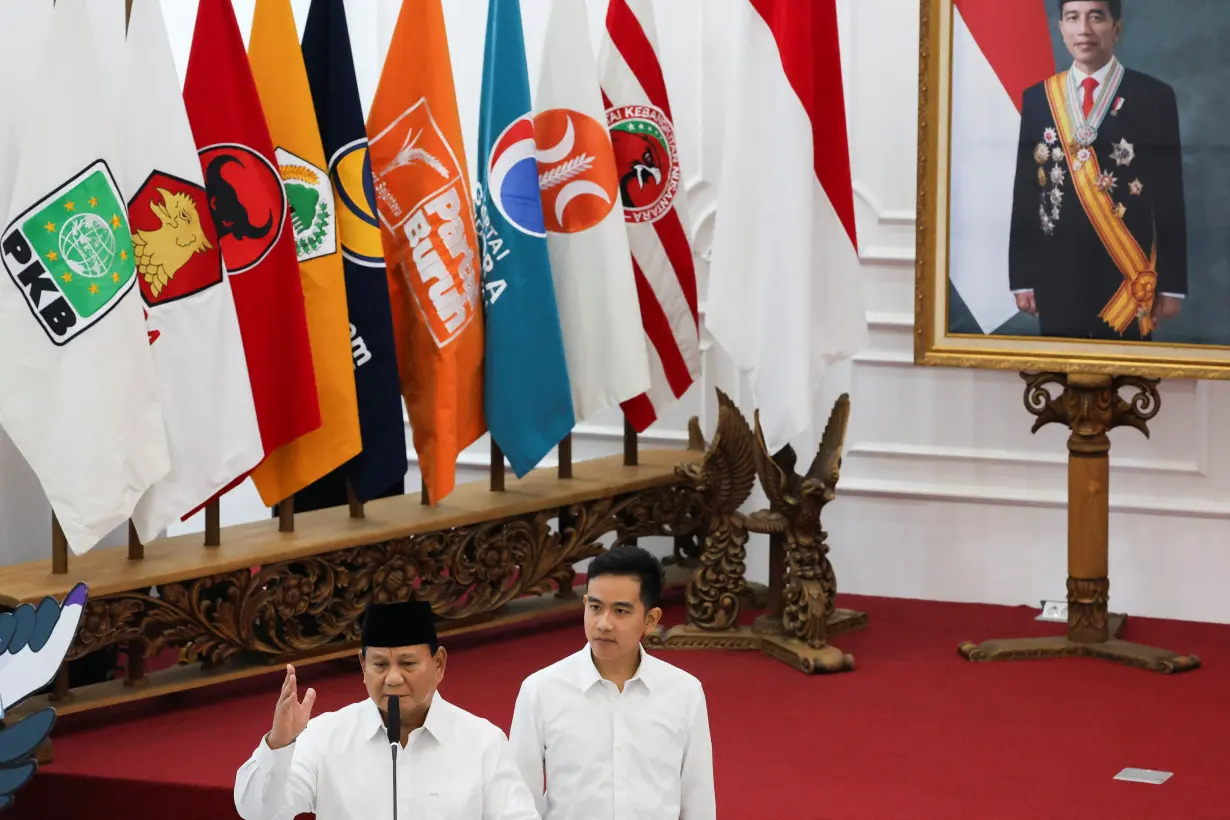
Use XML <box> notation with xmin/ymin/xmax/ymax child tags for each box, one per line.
<box><xmin>386</xmin><ymin>695</ymin><xmax>400</xmax><ymax>820</ymax></box>
<box><xmin>390</xmin><ymin>739</ymin><xmax>398</xmax><ymax>820</ymax></box>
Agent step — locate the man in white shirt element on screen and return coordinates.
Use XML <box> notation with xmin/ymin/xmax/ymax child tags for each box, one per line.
<box><xmin>234</xmin><ymin>598</ymin><xmax>541</xmax><ymax>820</ymax></box>
<box><xmin>509</xmin><ymin>545</ymin><xmax>717</xmax><ymax>819</ymax></box>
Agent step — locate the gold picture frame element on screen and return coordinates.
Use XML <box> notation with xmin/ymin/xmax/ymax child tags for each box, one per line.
<box><xmin>914</xmin><ymin>0</ymin><xmax>1230</xmax><ymax>380</ymax></box>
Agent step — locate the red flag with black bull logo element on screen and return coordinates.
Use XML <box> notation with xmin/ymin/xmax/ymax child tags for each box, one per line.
<box><xmin>181</xmin><ymin>0</ymin><xmax>320</xmax><ymax>487</ymax></box>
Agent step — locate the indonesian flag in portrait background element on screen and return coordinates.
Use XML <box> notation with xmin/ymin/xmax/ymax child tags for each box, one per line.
<box><xmin>182</xmin><ymin>0</ymin><xmax>321</xmax><ymax>475</ymax></box>
<box><xmin>599</xmin><ymin>0</ymin><xmax>700</xmax><ymax>433</ymax></box>
<box><xmin>367</xmin><ymin>0</ymin><xmax>486</xmax><ymax>505</ymax></box>
<box><xmin>705</xmin><ymin>0</ymin><xmax>867</xmax><ymax>455</ymax></box>
<box><xmin>123</xmin><ymin>0</ymin><xmax>262</xmax><ymax>542</ymax></box>
<box><xmin>536</xmin><ymin>0</ymin><xmax>650</xmax><ymax>423</ymax></box>
<box><xmin>949</xmin><ymin>0</ymin><xmax>1055</xmax><ymax>333</ymax></box>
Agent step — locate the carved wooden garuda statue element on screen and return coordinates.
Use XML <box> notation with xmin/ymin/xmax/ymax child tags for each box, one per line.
<box><xmin>747</xmin><ymin>395</ymin><xmax>850</xmax><ymax>649</ymax></box>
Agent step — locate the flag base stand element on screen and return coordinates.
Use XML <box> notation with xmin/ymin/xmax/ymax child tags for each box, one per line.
<box><xmin>645</xmin><ymin>389</ymin><xmax>866</xmax><ymax>675</ymax></box>
<box><xmin>957</xmin><ymin>372</ymin><xmax>1200</xmax><ymax>675</ymax></box>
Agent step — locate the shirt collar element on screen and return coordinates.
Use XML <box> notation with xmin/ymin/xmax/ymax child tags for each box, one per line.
<box><xmin>1070</xmin><ymin>57</ymin><xmax>1117</xmax><ymax>89</ymax></box>
<box><xmin>362</xmin><ymin>692</ymin><xmax>453</xmax><ymax>745</ymax></box>
<box><xmin>575</xmin><ymin>643</ymin><xmax>656</xmax><ymax>692</ymax></box>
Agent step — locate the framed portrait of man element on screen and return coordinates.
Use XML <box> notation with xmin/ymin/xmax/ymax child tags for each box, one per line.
<box><xmin>916</xmin><ymin>0</ymin><xmax>1230</xmax><ymax>378</ymax></box>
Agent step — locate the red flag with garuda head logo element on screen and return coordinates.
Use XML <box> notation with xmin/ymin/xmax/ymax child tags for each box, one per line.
<box><xmin>181</xmin><ymin>0</ymin><xmax>321</xmax><ymax>500</ymax></box>
<box><xmin>599</xmin><ymin>0</ymin><xmax>700</xmax><ymax>433</ymax></box>
<box><xmin>367</xmin><ymin>0</ymin><xmax>485</xmax><ymax>505</ymax></box>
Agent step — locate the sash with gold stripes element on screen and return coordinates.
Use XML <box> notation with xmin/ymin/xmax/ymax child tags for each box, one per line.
<box><xmin>1044</xmin><ymin>73</ymin><xmax>1157</xmax><ymax>336</ymax></box>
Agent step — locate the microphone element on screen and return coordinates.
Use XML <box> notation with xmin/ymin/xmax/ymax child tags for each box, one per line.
<box><xmin>386</xmin><ymin>693</ymin><xmax>400</xmax><ymax>747</ymax></box>
<box><xmin>386</xmin><ymin>695</ymin><xmax>399</xmax><ymax>820</ymax></box>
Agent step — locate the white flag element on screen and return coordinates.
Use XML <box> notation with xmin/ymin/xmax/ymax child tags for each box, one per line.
<box><xmin>123</xmin><ymin>0</ymin><xmax>263</xmax><ymax>542</ymax></box>
<box><xmin>535</xmin><ymin>0</ymin><xmax>650</xmax><ymax>422</ymax></box>
<box><xmin>0</xmin><ymin>0</ymin><xmax>56</xmax><ymax>565</ymax></box>
<box><xmin>0</xmin><ymin>0</ymin><xmax>54</xmax><ymax>222</ymax></box>
<box><xmin>706</xmin><ymin>0</ymin><xmax>868</xmax><ymax>453</ymax></box>
<box><xmin>0</xmin><ymin>0</ymin><xmax>170</xmax><ymax>555</ymax></box>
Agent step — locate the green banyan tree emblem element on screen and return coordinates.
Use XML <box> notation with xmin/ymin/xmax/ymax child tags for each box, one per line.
<box><xmin>275</xmin><ymin>148</ymin><xmax>337</xmax><ymax>263</ymax></box>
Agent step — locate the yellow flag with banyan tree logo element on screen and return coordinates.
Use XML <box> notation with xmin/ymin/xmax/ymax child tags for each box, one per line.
<box><xmin>247</xmin><ymin>0</ymin><xmax>360</xmax><ymax>506</ymax></box>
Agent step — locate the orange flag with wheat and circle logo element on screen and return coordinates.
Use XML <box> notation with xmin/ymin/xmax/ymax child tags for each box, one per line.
<box><xmin>366</xmin><ymin>0</ymin><xmax>485</xmax><ymax>504</ymax></box>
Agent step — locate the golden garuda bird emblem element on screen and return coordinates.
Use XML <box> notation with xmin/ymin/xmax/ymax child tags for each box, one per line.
<box><xmin>131</xmin><ymin>188</ymin><xmax>213</xmax><ymax>299</ymax></box>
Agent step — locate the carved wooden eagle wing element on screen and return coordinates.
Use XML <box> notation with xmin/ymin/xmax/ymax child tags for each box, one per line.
<box><xmin>806</xmin><ymin>393</ymin><xmax>851</xmax><ymax>490</ymax></box>
<box><xmin>701</xmin><ymin>388</ymin><xmax>758</xmax><ymax>516</ymax></box>
<box><xmin>752</xmin><ymin>408</ymin><xmax>795</xmax><ymax>511</ymax></box>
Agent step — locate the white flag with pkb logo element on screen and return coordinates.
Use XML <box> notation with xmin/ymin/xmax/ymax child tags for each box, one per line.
<box><xmin>0</xmin><ymin>0</ymin><xmax>170</xmax><ymax>555</ymax></box>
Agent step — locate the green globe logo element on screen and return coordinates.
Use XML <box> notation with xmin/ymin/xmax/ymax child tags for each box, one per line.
<box><xmin>58</xmin><ymin>213</ymin><xmax>116</xmax><ymax>279</ymax></box>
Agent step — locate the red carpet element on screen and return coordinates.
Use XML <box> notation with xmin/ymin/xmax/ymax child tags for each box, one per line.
<box><xmin>10</xmin><ymin>594</ymin><xmax>1230</xmax><ymax>819</ymax></box>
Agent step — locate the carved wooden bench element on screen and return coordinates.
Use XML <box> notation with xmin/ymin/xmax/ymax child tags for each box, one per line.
<box><xmin>3</xmin><ymin>448</ymin><xmax>705</xmax><ymax>720</ymax></box>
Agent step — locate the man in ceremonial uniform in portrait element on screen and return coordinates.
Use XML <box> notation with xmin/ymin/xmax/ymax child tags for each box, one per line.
<box><xmin>1009</xmin><ymin>0</ymin><xmax>1187</xmax><ymax>341</ymax></box>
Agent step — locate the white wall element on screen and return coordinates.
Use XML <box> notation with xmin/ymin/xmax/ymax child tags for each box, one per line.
<box><xmin>3</xmin><ymin>0</ymin><xmax>1228</xmax><ymax>626</ymax></box>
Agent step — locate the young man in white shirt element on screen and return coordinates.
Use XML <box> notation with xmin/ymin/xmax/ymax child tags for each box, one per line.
<box><xmin>509</xmin><ymin>545</ymin><xmax>717</xmax><ymax>819</ymax></box>
<box><xmin>233</xmin><ymin>598</ymin><xmax>540</xmax><ymax>820</ymax></box>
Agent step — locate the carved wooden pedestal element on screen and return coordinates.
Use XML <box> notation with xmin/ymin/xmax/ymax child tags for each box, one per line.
<box><xmin>647</xmin><ymin>390</ymin><xmax>866</xmax><ymax>674</ymax></box>
<box><xmin>958</xmin><ymin>373</ymin><xmax>1201</xmax><ymax>674</ymax></box>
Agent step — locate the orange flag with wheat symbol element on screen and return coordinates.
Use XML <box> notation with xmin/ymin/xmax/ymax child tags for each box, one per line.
<box><xmin>367</xmin><ymin>0</ymin><xmax>485</xmax><ymax>504</ymax></box>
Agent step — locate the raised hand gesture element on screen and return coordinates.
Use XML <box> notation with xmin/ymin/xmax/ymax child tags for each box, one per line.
<box><xmin>267</xmin><ymin>664</ymin><xmax>316</xmax><ymax>750</ymax></box>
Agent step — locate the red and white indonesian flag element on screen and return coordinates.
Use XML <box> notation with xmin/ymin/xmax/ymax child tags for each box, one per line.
<box><xmin>598</xmin><ymin>0</ymin><xmax>700</xmax><ymax>433</ymax></box>
<box><xmin>123</xmin><ymin>0</ymin><xmax>262</xmax><ymax>542</ymax></box>
<box><xmin>949</xmin><ymin>0</ymin><xmax>1055</xmax><ymax>333</ymax></box>
<box><xmin>536</xmin><ymin>0</ymin><xmax>651</xmax><ymax>423</ymax></box>
<box><xmin>706</xmin><ymin>0</ymin><xmax>867</xmax><ymax>454</ymax></box>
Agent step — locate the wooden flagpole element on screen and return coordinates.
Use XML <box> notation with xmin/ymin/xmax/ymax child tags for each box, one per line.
<box><xmin>346</xmin><ymin>479</ymin><xmax>365</xmax><ymax>519</ymax></box>
<box><xmin>278</xmin><ymin>494</ymin><xmax>295</xmax><ymax>532</ymax></box>
<box><xmin>557</xmin><ymin>434</ymin><xmax>572</xmax><ymax>479</ymax></box>
<box><xmin>127</xmin><ymin>521</ymin><xmax>143</xmax><ymax>561</ymax></box>
<box><xmin>51</xmin><ymin>515</ymin><xmax>68</xmax><ymax>575</ymax></box>
<box><xmin>623</xmin><ymin>418</ymin><xmax>638</xmax><ymax>466</ymax></box>
<box><xmin>204</xmin><ymin>500</ymin><xmax>221</xmax><ymax>547</ymax></box>
<box><xmin>490</xmin><ymin>440</ymin><xmax>505</xmax><ymax>492</ymax></box>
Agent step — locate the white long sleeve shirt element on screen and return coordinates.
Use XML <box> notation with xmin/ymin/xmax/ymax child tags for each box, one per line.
<box><xmin>234</xmin><ymin>693</ymin><xmax>541</xmax><ymax>820</ymax></box>
<box><xmin>508</xmin><ymin>646</ymin><xmax>717</xmax><ymax>820</ymax></box>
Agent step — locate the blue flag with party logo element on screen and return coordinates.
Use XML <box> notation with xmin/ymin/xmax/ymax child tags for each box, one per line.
<box><xmin>475</xmin><ymin>0</ymin><xmax>574</xmax><ymax>477</ymax></box>
<box><xmin>298</xmin><ymin>0</ymin><xmax>407</xmax><ymax>505</ymax></box>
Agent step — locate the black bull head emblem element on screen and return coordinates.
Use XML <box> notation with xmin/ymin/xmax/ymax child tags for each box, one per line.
<box><xmin>205</xmin><ymin>154</ymin><xmax>273</xmax><ymax>242</ymax></box>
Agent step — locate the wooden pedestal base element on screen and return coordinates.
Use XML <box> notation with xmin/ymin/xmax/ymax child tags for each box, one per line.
<box><xmin>646</xmin><ymin>625</ymin><xmax>761</xmax><ymax>651</ymax></box>
<box><xmin>762</xmin><ymin>634</ymin><xmax>855</xmax><ymax>674</ymax></box>
<box><xmin>753</xmin><ymin>607</ymin><xmax>867</xmax><ymax>638</ymax></box>
<box><xmin>647</xmin><ymin>608</ymin><xmax>866</xmax><ymax>675</ymax></box>
<box><xmin>959</xmin><ymin>612</ymin><xmax>1201</xmax><ymax>674</ymax></box>
<box><xmin>959</xmin><ymin>373</ymin><xmax>1203</xmax><ymax>676</ymax></box>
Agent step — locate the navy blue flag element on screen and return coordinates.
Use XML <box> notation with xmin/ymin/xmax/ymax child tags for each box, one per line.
<box><xmin>475</xmin><ymin>0</ymin><xmax>575</xmax><ymax>476</ymax></box>
<box><xmin>299</xmin><ymin>0</ymin><xmax>406</xmax><ymax>505</ymax></box>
